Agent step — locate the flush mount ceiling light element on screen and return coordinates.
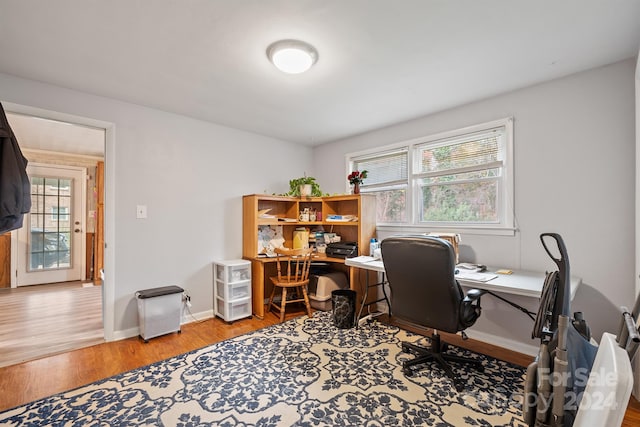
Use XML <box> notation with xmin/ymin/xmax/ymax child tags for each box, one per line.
<box><xmin>267</xmin><ymin>39</ymin><xmax>318</xmax><ymax>74</ymax></box>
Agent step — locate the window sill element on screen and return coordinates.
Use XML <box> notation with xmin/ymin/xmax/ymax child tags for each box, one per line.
<box><xmin>376</xmin><ymin>224</ymin><xmax>517</xmax><ymax>237</ymax></box>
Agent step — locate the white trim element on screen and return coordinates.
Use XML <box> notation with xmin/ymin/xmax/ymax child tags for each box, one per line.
<box><xmin>2</xmin><ymin>103</ymin><xmax>109</xmax><ymax>131</ymax></box>
<box><xmin>377</xmin><ymin>224</ymin><xmax>517</xmax><ymax>237</ymax></box>
<box><xmin>9</xmin><ymin>230</ymin><xmax>17</xmax><ymax>288</ymax></box>
<box><xmin>184</xmin><ymin>309</ymin><xmax>215</xmax><ymax>323</ymax></box>
<box><xmin>111</xmin><ymin>309</ymin><xmax>214</xmax><ymax>341</ymax></box>
<box><xmin>103</xmin><ymin>123</ymin><xmax>115</xmax><ymax>341</ymax></box>
<box><xmin>416</xmin><ymin>117</ymin><xmax>514</xmax><ymax>146</ymax></box>
<box><xmin>349</xmin><ymin>118</ymin><xmax>515</xmax><ymax>234</ymax></box>
<box><xmin>465</xmin><ymin>329</ymin><xmax>539</xmax><ymax>357</ymax></box>
<box><xmin>3</xmin><ymin>101</ymin><xmax>115</xmax><ymax>342</ymax></box>
<box><xmin>111</xmin><ymin>326</ymin><xmax>140</xmax><ymax>341</ymax></box>
<box><xmin>22</xmin><ymin>148</ymin><xmax>104</xmax><ymax>163</ymax></box>
<box><xmin>635</xmin><ymin>51</ymin><xmax>640</xmax><ymax>300</ymax></box>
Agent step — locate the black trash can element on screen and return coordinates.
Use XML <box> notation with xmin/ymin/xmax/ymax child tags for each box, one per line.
<box><xmin>332</xmin><ymin>289</ymin><xmax>356</xmax><ymax>329</ymax></box>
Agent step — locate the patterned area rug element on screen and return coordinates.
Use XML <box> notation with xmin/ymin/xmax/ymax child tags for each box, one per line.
<box><xmin>0</xmin><ymin>312</ymin><xmax>527</xmax><ymax>426</ymax></box>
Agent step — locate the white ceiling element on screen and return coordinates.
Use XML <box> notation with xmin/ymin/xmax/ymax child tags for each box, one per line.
<box><xmin>6</xmin><ymin>112</ymin><xmax>106</xmax><ymax>158</ymax></box>
<box><xmin>0</xmin><ymin>0</ymin><xmax>638</xmax><ymax>147</ymax></box>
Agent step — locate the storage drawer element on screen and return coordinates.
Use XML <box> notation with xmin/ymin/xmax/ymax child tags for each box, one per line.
<box><xmin>215</xmin><ymin>279</ymin><xmax>250</xmax><ymax>301</ymax></box>
<box><xmin>215</xmin><ymin>262</ymin><xmax>251</xmax><ymax>283</ymax></box>
<box><xmin>228</xmin><ymin>280</ymin><xmax>250</xmax><ymax>301</ymax></box>
<box><xmin>215</xmin><ymin>296</ymin><xmax>251</xmax><ymax>322</ymax></box>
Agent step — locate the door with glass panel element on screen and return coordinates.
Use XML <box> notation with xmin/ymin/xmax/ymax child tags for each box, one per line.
<box><xmin>17</xmin><ymin>164</ymin><xmax>85</xmax><ymax>286</ymax></box>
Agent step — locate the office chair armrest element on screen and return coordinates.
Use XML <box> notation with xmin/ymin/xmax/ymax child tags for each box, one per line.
<box><xmin>459</xmin><ymin>289</ymin><xmax>486</xmax><ymax>329</ymax></box>
<box><xmin>463</xmin><ymin>288</ymin><xmax>486</xmax><ymax>303</ymax></box>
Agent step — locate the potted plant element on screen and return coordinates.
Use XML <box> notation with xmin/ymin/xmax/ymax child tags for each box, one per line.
<box><xmin>288</xmin><ymin>175</ymin><xmax>322</xmax><ymax>197</ymax></box>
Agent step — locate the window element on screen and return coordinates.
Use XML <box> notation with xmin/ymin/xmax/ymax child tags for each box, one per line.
<box><xmin>353</xmin><ymin>148</ymin><xmax>408</xmax><ymax>223</ymax></box>
<box><xmin>51</xmin><ymin>206</ymin><xmax>70</xmax><ymax>222</ymax></box>
<box><xmin>349</xmin><ymin>118</ymin><xmax>514</xmax><ymax>234</ymax></box>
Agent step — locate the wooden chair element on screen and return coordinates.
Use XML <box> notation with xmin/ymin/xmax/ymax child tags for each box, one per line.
<box><xmin>268</xmin><ymin>247</ymin><xmax>313</xmax><ymax>322</ymax></box>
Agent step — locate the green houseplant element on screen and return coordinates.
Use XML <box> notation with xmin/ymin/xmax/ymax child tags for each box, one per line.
<box><xmin>287</xmin><ymin>175</ymin><xmax>322</xmax><ymax>197</ymax></box>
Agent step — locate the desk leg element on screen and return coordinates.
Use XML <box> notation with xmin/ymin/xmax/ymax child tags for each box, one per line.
<box><xmin>251</xmin><ymin>261</ymin><xmax>265</xmax><ymax>319</ymax></box>
<box><xmin>356</xmin><ymin>268</ymin><xmax>371</xmax><ymax>327</ymax></box>
<box><xmin>356</xmin><ymin>269</ymin><xmax>391</xmax><ymax>329</ymax></box>
<box><xmin>348</xmin><ymin>265</ymin><xmax>362</xmax><ymax>312</ymax></box>
<box><xmin>348</xmin><ymin>265</ymin><xmax>356</xmax><ymax>291</ymax></box>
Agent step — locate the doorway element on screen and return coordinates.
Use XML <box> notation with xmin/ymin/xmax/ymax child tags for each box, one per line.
<box><xmin>17</xmin><ymin>164</ymin><xmax>85</xmax><ymax>286</ymax></box>
<box><xmin>0</xmin><ymin>107</ymin><xmax>107</xmax><ymax>365</ymax></box>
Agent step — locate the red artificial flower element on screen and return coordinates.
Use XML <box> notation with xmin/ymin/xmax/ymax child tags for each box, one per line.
<box><xmin>347</xmin><ymin>170</ymin><xmax>368</xmax><ymax>185</ymax></box>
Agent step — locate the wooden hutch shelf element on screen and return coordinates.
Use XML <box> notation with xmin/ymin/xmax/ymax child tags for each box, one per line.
<box><xmin>242</xmin><ymin>194</ymin><xmax>376</xmax><ymax>318</ymax></box>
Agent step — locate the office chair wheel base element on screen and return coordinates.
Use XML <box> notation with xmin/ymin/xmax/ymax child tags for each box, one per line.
<box><xmin>403</xmin><ymin>367</ymin><xmax>414</xmax><ymax>377</ymax></box>
<box><xmin>454</xmin><ymin>381</ymin><xmax>464</xmax><ymax>392</ymax></box>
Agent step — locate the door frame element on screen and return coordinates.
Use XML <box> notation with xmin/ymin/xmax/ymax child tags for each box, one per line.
<box><xmin>3</xmin><ymin>101</ymin><xmax>116</xmax><ymax>342</ymax></box>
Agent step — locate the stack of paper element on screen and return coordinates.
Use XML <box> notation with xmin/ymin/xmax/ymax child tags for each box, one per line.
<box><xmin>349</xmin><ymin>256</ymin><xmax>377</xmax><ymax>263</ymax></box>
<box><xmin>258</xmin><ymin>209</ymin><xmax>276</xmax><ymax>219</ymax></box>
<box><xmin>455</xmin><ymin>271</ymin><xmax>498</xmax><ymax>282</ymax></box>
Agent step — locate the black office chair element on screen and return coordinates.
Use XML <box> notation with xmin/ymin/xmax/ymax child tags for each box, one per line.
<box><xmin>381</xmin><ymin>235</ymin><xmax>485</xmax><ymax>391</ymax></box>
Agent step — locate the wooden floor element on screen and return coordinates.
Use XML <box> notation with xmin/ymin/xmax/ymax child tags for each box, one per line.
<box><xmin>0</xmin><ymin>305</ymin><xmax>638</xmax><ymax>426</ymax></box>
<box><xmin>0</xmin><ymin>281</ymin><xmax>104</xmax><ymax>368</ymax></box>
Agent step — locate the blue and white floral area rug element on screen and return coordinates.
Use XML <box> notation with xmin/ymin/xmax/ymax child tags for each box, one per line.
<box><xmin>0</xmin><ymin>312</ymin><xmax>527</xmax><ymax>426</ymax></box>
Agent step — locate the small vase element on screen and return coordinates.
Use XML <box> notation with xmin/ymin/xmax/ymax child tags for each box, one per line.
<box><xmin>352</xmin><ymin>182</ymin><xmax>360</xmax><ymax>194</ymax></box>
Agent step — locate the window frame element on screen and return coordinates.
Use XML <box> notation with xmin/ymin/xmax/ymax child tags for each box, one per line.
<box><xmin>347</xmin><ymin>117</ymin><xmax>515</xmax><ymax>236</ymax></box>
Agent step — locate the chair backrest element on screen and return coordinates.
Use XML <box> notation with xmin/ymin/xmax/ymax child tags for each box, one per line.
<box><xmin>381</xmin><ymin>235</ymin><xmax>466</xmax><ymax>333</ymax></box>
<box><xmin>273</xmin><ymin>247</ymin><xmax>313</xmax><ymax>285</ymax></box>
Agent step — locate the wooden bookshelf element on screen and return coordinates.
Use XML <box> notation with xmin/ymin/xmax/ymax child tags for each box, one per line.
<box><xmin>242</xmin><ymin>194</ymin><xmax>376</xmax><ymax>318</ymax></box>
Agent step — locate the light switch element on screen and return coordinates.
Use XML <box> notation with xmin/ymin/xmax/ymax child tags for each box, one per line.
<box><xmin>136</xmin><ymin>205</ymin><xmax>147</xmax><ymax>219</ymax></box>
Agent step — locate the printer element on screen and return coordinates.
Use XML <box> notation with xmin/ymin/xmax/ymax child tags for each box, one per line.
<box><xmin>326</xmin><ymin>242</ymin><xmax>358</xmax><ymax>259</ymax></box>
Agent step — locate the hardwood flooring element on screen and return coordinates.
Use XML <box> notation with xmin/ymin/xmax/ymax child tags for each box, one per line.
<box><xmin>0</xmin><ymin>306</ymin><xmax>637</xmax><ymax>426</ymax></box>
<box><xmin>0</xmin><ymin>281</ymin><xmax>103</xmax><ymax>368</ymax></box>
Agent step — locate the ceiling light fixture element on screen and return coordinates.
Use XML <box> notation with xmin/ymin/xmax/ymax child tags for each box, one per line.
<box><xmin>267</xmin><ymin>39</ymin><xmax>318</xmax><ymax>74</ymax></box>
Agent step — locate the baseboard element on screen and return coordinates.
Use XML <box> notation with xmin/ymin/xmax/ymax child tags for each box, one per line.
<box><xmin>112</xmin><ymin>309</ymin><xmax>539</xmax><ymax>358</ymax></box>
<box><xmin>109</xmin><ymin>309</ymin><xmax>214</xmax><ymax>342</ymax></box>
<box><xmin>111</xmin><ymin>327</ymin><xmax>139</xmax><ymax>341</ymax></box>
<box><xmin>465</xmin><ymin>329</ymin><xmax>539</xmax><ymax>357</ymax></box>
<box><xmin>633</xmin><ymin>350</ymin><xmax>640</xmax><ymax>400</ymax></box>
<box><xmin>182</xmin><ymin>309</ymin><xmax>214</xmax><ymax>323</ymax></box>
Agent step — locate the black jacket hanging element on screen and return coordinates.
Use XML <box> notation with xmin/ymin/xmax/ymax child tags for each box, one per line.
<box><xmin>0</xmin><ymin>102</ymin><xmax>31</xmax><ymax>234</ymax></box>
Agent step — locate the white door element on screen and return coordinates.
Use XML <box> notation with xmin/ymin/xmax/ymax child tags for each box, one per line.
<box><xmin>17</xmin><ymin>164</ymin><xmax>85</xmax><ymax>286</ymax></box>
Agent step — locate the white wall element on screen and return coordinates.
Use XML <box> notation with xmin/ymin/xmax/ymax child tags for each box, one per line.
<box><xmin>636</xmin><ymin>52</ymin><xmax>640</xmax><ymax>298</ymax></box>
<box><xmin>1</xmin><ymin>58</ymin><xmax>635</xmax><ymax>352</ymax></box>
<box><xmin>313</xmin><ymin>59</ymin><xmax>636</xmax><ymax>354</ymax></box>
<box><xmin>633</xmin><ymin>49</ymin><xmax>640</xmax><ymax>400</ymax></box>
<box><xmin>0</xmin><ymin>72</ymin><xmax>313</xmax><ymax>338</ymax></box>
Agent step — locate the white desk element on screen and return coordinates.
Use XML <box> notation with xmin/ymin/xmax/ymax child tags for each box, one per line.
<box><xmin>345</xmin><ymin>257</ymin><xmax>582</xmax><ymax>300</ymax></box>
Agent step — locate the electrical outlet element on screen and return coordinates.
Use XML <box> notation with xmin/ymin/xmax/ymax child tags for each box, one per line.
<box><xmin>183</xmin><ymin>293</ymin><xmax>192</xmax><ymax>307</ymax></box>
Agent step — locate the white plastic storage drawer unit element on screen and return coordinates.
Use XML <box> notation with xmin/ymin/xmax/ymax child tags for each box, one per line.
<box><xmin>213</xmin><ymin>259</ymin><xmax>252</xmax><ymax>322</ymax></box>
<box><xmin>136</xmin><ymin>285</ymin><xmax>184</xmax><ymax>342</ymax></box>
